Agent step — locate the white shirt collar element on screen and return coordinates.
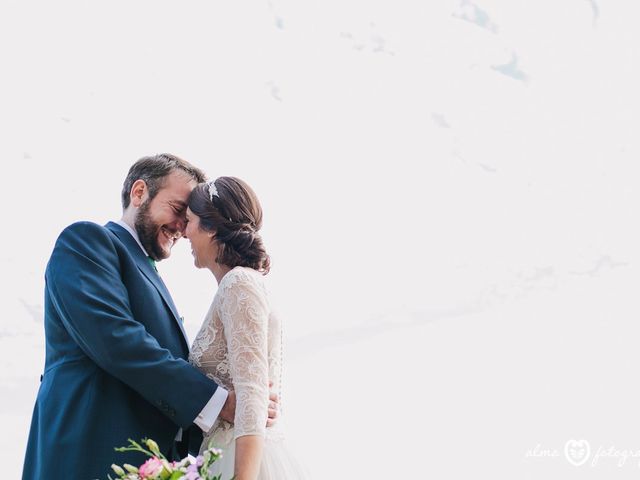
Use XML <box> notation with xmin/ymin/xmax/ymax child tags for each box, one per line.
<box><xmin>116</xmin><ymin>220</ymin><xmax>149</xmax><ymax>257</ymax></box>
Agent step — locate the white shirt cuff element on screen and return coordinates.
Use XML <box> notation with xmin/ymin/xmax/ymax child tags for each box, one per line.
<box><xmin>194</xmin><ymin>387</ymin><xmax>229</xmax><ymax>434</ymax></box>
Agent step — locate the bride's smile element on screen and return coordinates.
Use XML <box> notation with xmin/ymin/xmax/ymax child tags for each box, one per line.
<box><xmin>184</xmin><ymin>208</ymin><xmax>218</xmax><ymax>270</ymax></box>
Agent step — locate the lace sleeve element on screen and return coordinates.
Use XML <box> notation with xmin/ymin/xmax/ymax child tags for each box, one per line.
<box><xmin>218</xmin><ymin>271</ymin><xmax>270</xmax><ymax>439</ymax></box>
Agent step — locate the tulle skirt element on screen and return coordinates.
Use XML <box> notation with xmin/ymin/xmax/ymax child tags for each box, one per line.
<box><xmin>202</xmin><ymin>425</ymin><xmax>309</xmax><ymax>479</ymax></box>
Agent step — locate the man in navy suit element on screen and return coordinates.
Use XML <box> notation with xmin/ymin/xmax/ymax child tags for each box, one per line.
<box><xmin>23</xmin><ymin>154</ymin><xmax>275</xmax><ymax>479</ymax></box>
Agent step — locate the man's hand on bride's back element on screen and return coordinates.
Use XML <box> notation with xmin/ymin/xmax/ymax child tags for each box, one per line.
<box><xmin>266</xmin><ymin>387</ymin><xmax>278</xmax><ymax>428</ymax></box>
<box><xmin>219</xmin><ymin>382</ymin><xmax>280</xmax><ymax>427</ymax></box>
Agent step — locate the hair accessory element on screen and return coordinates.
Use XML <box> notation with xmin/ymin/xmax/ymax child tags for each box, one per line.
<box><xmin>207</xmin><ymin>180</ymin><xmax>219</xmax><ymax>202</ymax></box>
<box><xmin>207</xmin><ymin>179</ymin><xmax>232</xmax><ymax>222</ymax></box>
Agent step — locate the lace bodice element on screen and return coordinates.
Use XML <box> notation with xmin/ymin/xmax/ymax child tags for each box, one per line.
<box><xmin>189</xmin><ymin>267</ymin><xmax>282</xmax><ymax>441</ymax></box>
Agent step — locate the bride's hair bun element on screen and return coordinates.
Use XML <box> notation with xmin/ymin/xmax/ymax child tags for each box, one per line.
<box><xmin>188</xmin><ymin>176</ymin><xmax>271</xmax><ymax>274</ymax></box>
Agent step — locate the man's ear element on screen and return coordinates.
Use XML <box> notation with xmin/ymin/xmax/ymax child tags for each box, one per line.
<box><xmin>130</xmin><ymin>179</ymin><xmax>148</xmax><ymax>208</ymax></box>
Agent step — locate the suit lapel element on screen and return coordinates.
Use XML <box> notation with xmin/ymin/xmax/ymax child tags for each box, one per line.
<box><xmin>106</xmin><ymin>222</ymin><xmax>190</xmax><ymax>348</ymax></box>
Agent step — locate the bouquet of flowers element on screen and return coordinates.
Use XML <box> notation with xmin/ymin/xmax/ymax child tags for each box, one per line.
<box><xmin>108</xmin><ymin>438</ymin><xmax>228</xmax><ymax>480</ymax></box>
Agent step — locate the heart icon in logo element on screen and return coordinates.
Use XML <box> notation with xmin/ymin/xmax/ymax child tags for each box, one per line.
<box><xmin>564</xmin><ymin>439</ymin><xmax>591</xmax><ymax>467</ymax></box>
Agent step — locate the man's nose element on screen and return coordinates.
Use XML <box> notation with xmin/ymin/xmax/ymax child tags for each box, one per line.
<box><xmin>175</xmin><ymin>218</ymin><xmax>187</xmax><ymax>237</ymax></box>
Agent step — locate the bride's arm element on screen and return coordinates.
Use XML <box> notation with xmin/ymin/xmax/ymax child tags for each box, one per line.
<box><xmin>219</xmin><ymin>272</ymin><xmax>270</xmax><ymax>479</ymax></box>
<box><xmin>235</xmin><ymin>435</ymin><xmax>264</xmax><ymax>480</ymax></box>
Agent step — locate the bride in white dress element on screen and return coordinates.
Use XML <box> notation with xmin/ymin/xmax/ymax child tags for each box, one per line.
<box><xmin>184</xmin><ymin>177</ymin><xmax>307</xmax><ymax>480</ymax></box>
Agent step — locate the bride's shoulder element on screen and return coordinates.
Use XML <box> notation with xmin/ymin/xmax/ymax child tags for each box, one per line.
<box><xmin>220</xmin><ymin>266</ymin><xmax>266</xmax><ymax>292</ymax></box>
<box><xmin>216</xmin><ymin>268</ymin><xmax>271</xmax><ymax>318</ymax></box>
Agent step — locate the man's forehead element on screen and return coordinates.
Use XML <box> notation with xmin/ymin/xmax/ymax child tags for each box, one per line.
<box><xmin>160</xmin><ymin>189</ymin><xmax>191</xmax><ymax>205</ymax></box>
<box><xmin>157</xmin><ymin>171</ymin><xmax>197</xmax><ymax>198</ymax></box>
<box><xmin>168</xmin><ymin>197</ymin><xmax>188</xmax><ymax>207</ymax></box>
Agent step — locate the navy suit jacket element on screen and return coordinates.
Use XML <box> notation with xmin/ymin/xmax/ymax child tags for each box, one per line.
<box><xmin>23</xmin><ymin>221</ymin><xmax>218</xmax><ymax>480</ymax></box>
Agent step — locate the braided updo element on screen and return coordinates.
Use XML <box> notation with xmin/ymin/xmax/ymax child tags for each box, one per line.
<box><xmin>188</xmin><ymin>176</ymin><xmax>271</xmax><ymax>274</ymax></box>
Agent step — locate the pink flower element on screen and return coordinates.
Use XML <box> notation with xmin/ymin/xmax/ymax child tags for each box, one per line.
<box><xmin>138</xmin><ymin>457</ymin><xmax>164</xmax><ymax>479</ymax></box>
<box><xmin>184</xmin><ymin>463</ymin><xmax>201</xmax><ymax>480</ymax></box>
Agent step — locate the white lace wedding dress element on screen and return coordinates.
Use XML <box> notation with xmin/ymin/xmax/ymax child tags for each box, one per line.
<box><xmin>189</xmin><ymin>266</ymin><xmax>307</xmax><ymax>479</ymax></box>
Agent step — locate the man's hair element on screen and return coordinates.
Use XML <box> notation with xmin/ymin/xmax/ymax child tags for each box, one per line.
<box><xmin>121</xmin><ymin>153</ymin><xmax>207</xmax><ymax>209</ymax></box>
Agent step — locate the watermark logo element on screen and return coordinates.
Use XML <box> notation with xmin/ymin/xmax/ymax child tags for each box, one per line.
<box><xmin>526</xmin><ymin>439</ymin><xmax>640</xmax><ymax>468</ymax></box>
<box><xmin>564</xmin><ymin>439</ymin><xmax>591</xmax><ymax>467</ymax></box>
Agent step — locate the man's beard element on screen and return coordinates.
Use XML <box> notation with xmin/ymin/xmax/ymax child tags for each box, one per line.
<box><xmin>135</xmin><ymin>200</ymin><xmax>169</xmax><ymax>261</ymax></box>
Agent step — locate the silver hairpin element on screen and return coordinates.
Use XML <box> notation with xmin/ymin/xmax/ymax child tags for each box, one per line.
<box><xmin>207</xmin><ymin>180</ymin><xmax>219</xmax><ymax>202</ymax></box>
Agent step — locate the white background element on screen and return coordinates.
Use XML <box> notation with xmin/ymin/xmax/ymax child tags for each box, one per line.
<box><xmin>1</xmin><ymin>0</ymin><xmax>639</xmax><ymax>478</ymax></box>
